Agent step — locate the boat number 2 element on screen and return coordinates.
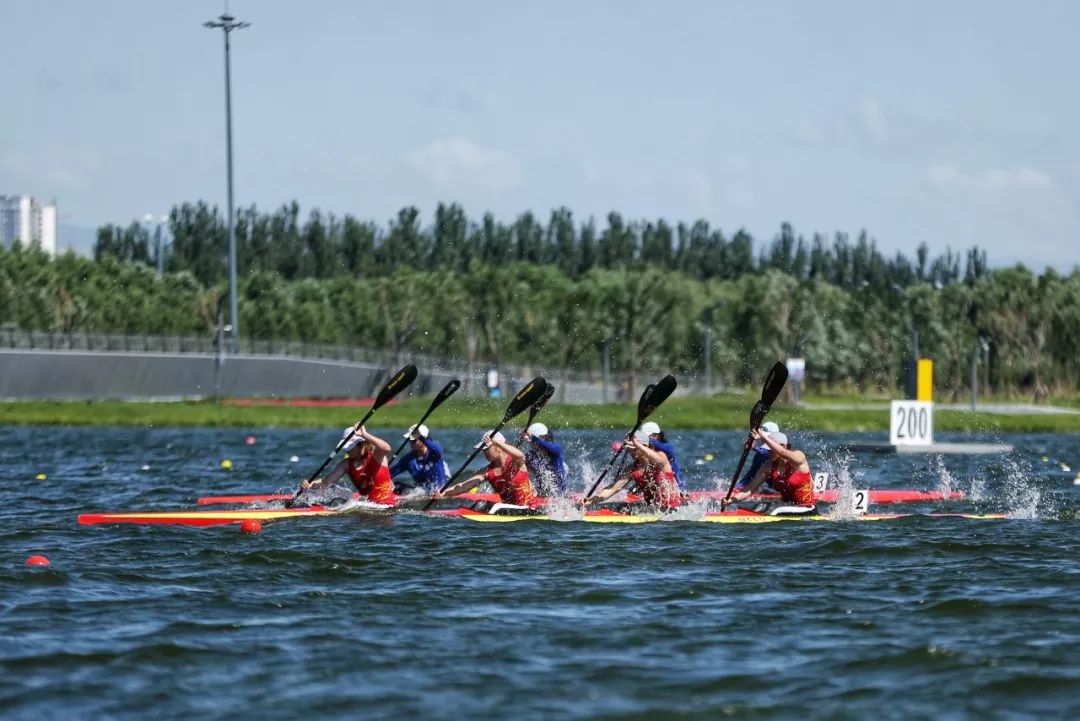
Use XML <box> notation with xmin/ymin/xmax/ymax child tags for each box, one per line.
<box><xmin>851</xmin><ymin>489</ymin><xmax>869</xmax><ymax>514</ymax></box>
<box><xmin>813</xmin><ymin>472</ymin><xmax>829</xmax><ymax>493</ymax></box>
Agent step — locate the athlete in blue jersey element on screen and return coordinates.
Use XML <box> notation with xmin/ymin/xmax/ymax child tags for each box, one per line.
<box><xmin>522</xmin><ymin>422</ymin><xmax>568</xmax><ymax>496</ymax></box>
<box><xmin>390</xmin><ymin>424</ymin><xmax>449</xmax><ymax>495</ymax></box>
<box><xmin>736</xmin><ymin>421</ymin><xmax>780</xmax><ymax>490</ymax></box>
<box><xmin>640</xmin><ymin>421</ymin><xmax>684</xmax><ymax>489</ymax></box>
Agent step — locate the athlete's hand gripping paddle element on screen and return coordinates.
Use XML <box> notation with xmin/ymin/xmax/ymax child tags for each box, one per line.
<box><xmin>423</xmin><ymin>377</ymin><xmax>549</xmax><ymax>510</ymax></box>
<box><xmin>289</xmin><ymin>364</ymin><xmax>418</xmax><ymax>506</ymax></box>
<box><xmin>388</xmin><ymin>379</ymin><xmax>461</xmax><ymax>463</ymax></box>
<box><xmin>583</xmin><ymin>376</ymin><xmax>677</xmax><ymax>502</ymax></box>
<box><xmin>720</xmin><ymin>361</ymin><xmax>789</xmax><ymax>510</ymax></box>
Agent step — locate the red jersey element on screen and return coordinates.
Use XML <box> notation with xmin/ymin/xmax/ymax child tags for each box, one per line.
<box><xmin>770</xmin><ymin>460</ymin><xmax>815</xmax><ymax>506</ymax></box>
<box><xmin>345</xmin><ymin>450</ymin><xmax>397</xmax><ymax>505</ymax></box>
<box><xmin>629</xmin><ymin>466</ymin><xmax>681</xmax><ymax>508</ymax></box>
<box><xmin>485</xmin><ymin>458</ymin><xmax>536</xmax><ymax>506</ymax></box>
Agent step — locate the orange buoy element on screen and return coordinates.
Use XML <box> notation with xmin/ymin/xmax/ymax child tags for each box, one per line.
<box><xmin>26</xmin><ymin>555</ymin><xmax>50</xmax><ymax>566</ymax></box>
<box><xmin>240</xmin><ymin>519</ymin><xmax>262</xmax><ymax>533</ymax></box>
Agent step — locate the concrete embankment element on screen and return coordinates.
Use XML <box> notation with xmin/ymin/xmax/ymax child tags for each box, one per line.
<box><xmin>0</xmin><ymin>349</ymin><xmax>606</xmax><ymax>402</ymax></box>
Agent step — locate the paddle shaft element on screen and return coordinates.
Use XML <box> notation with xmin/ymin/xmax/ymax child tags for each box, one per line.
<box><xmin>304</xmin><ymin>407</ymin><xmax>378</xmax><ymax>485</ymax></box>
<box><xmin>389</xmin><ymin>380</ymin><xmax>460</xmax><ymax>462</ymax></box>
<box><xmin>421</xmin><ymin>419</ymin><xmax>510</xmax><ymax>510</ymax></box>
<box><xmin>583</xmin><ymin>421</ymin><xmax>643</xmax><ymax>500</ymax></box>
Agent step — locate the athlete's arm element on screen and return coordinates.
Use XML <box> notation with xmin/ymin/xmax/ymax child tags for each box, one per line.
<box><xmin>302</xmin><ymin>458</ymin><xmax>347</xmax><ymax>490</ymax></box>
<box><xmin>436</xmin><ymin>471</ymin><xmax>485</xmax><ymax>498</ymax></box>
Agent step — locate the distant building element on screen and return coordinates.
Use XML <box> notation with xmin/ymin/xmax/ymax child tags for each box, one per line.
<box><xmin>0</xmin><ymin>195</ymin><xmax>57</xmax><ymax>254</ymax></box>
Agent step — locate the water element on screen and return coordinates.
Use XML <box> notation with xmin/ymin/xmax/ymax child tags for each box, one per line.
<box><xmin>2</xmin><ymin>426</ymin><xmax>1078</xmax><ymax>720</ymax></box>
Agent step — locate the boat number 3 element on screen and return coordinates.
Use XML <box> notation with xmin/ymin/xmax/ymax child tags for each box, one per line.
<box><xmin>851</xmin><ymin>489</ymin><xmax>869</xmax><ymax>514</ymax></box>
<box><xmin>813</xmin><ymin>472</ymin><xmax>829</xmax><ymax>493</ymax></box>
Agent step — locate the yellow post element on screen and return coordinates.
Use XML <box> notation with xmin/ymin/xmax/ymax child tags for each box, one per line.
<box><xmin>917</xmin><ymin>358</ymin><xmax>933</xmax><ymax>401</ymax></box>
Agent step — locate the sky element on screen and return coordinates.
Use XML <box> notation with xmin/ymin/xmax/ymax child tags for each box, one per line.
<box><xmin>1</xmin><ymin>0</ymin><xmax>1077</xmax><ymax>269</ymax></box>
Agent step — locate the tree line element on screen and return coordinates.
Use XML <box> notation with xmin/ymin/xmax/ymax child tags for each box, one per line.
<box><xmin>0</xmin><ymin>201</ymin><xmax>1074</xmax><ymax>400</ymax></box>
<box><xmin>94</xmin><ymin>201</ymin><xmax>989</xmax><ymax>291</ymax></box>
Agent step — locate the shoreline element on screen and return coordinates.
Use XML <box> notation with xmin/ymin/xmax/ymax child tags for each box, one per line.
<box><xmin>2</xmin><ymin>398</ymin><xmax>1079</xmax><ymax>433</ymax></box>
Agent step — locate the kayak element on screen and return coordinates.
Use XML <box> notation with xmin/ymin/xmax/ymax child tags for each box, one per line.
<box><xmin>78</xmin><ymin>502</ymin><xmax>1006</xmax><ymax>528</ymax></box>
<box><xmin>194</xmin><ymin>488</ymin><xmax>965</xmax><ymax>506</ymax></box>
<box><xmin>443</xmin><ymin>507</ymin><xmax>1008</xmax><ymax>524</ymax></box>
<box><xmin>78</xmin><ymin>506</ymin><xmax>345</xmax><ymax>527</ymax></box>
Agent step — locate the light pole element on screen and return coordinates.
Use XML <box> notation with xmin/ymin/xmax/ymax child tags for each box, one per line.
<box><xmin>204</xmin><ymin>10</ymin><xmax>249</xmax><ymax>353</ymax></box>
<box><xmin>144</xmin><ymin>213</ymin><xmax>167</xmax><ymax>275</ymax></box>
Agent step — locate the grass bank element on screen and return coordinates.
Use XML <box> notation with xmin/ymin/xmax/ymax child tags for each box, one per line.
<box><xmin>2</xmin><ymin>396</ymin><xmax>1079</xmax><ymax>433</ymax></box>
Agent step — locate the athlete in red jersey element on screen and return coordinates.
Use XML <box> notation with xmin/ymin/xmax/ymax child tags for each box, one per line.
<box><xmin>302</xmin><ymin>425</ymin><xmax>398</xmax><ymax>506</ymax></box>
<box><xmin>731</xmin><ymin>429</ymin><xmax>816</xmax><ymax>513</ymax></box>
<box><xmin>436</xmin><ymin>431</ymin><xmax>537</xmax><ymax>506</ymax></box>
<box><xmin>586</xmin><ymin>431</ymin><xmax>682</xmax><ymax>509</ymax></box>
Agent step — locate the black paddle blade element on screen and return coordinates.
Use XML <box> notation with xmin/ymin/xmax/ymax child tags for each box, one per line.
<box><xmin>759</xmin><ymin>361</ymin><xmax>788</xmax><ymax>408</ymax></box>
<box><xmin>374</xmin><ymin>364</ymin><xmax>418</xmax><ymax>409</ymax></box>
<box><xmin>526</xmin><ymin>382</ymin><xmax>557</xmax><ymax>426</ymax></box>
<box><xmin>502</xmin><ymin>377</ymin><xmax>548</xmax><ymax>423</ymax></box>
<box><xmin>639</xmin><ymin>375</ymin><xmax>678</xmax><ymax>421</ymax></box>
<box><xmin>434</xmin><ymin>379</ymin><xmax>462</xmax><ymax>405</ymax></box>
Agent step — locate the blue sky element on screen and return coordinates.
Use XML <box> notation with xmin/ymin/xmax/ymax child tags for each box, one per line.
<box><xmin>2</xmin><ymin>0</ymin><xmax>1077</xmax><ymax>268</ymax></box>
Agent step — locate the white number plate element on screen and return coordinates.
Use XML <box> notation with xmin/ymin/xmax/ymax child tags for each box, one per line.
<box><xmin>851</xmin><ymin>489</ymin><xmax>870</xmax><ymax>515</ymax></box>
<box><xmin>813</xmin><ymin>472</ymin><xmax>830</xmax><ymax>493</ymax></box>
<box><xmin>889</xmin><ymin>400</ymin><xmax>934</xmax><ymax>446</ymax></box>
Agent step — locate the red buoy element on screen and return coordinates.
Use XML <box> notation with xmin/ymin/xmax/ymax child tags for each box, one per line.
<box><xmin>240</xmin><ymin>519</ymin><xmax>262</xmax><ymax>533</ymax></box>
<box><xmin>26</xmin><ymin>555</ymin><xmax>50</xmax><ymax>566</ymax></box>
<box><xmin>245</xmin><ymin>435</ymin><xmax>257</xmax><ymax>445</ymax></box>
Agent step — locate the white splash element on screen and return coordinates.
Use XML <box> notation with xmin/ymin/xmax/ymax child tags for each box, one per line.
<box><xmin>822</xmin><ymin>451</ymin><xmax>862</xmax><ymax>520</ymax></box>
<box><xmin>931</xmin><ymin>455</ymin><xmax>955</xmax><ymax>499</ymax></box>
<box><xmin>999</xmin><ymin>456</ymin><xmax>1044</xmax><ymax>519</ymax></box>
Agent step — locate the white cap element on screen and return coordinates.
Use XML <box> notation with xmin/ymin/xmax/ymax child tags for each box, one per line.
<box><xmin>770</xmin><ymin>432</ymin><xmax>789</xmax><ymax>446</ymax></box>
<box><xmin>475</xmin><ymin>431</ymin><xmax>507</xmax><ymax>449</ymax></box>
<box><xmin>761</xmin><ymin>421</ymin><xmax>780</xmax><ymax>438</ymax></box>
<box><xmin>640</xmin><ymin>421</ymin><xmax>661</xmax><ymax>436</ymax></box>
<box><xmin>340</xmin><ymin>426</ymin><xmax>362</xmax><ymax>451</ymax></box>
<box><xmin>527</xmin><ymin>422</ymin><xmax>548</xmax><ymax>437</ymax></box>
<box><xmin>403</xmin><ymin>423</ymin><xmax>430</xmax><ymax>440</ymax></box>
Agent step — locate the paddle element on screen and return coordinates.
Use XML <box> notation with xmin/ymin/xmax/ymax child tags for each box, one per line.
<box><xmin>583</xmin><ymin>376</ymin><xmax>676</xmax><ymax>501</ymax></box>
<box><xmin>388</xmin><ymin>379</ymin><xmax>461</xmax><ymax>462</ymax></box>
<box><xmin>423</xmin><ymin>376</ymin><xmax>548</xmax><ymax>510</ymax></box>
<box><xmin>720</xmin><ymin>361</ymin><xmax>789</xmax><ymax>509</ymax></box>
<box><xmin>288</xmin><ymin>364</ymin><xmax>418</xmax><ymax>505</ymax></box>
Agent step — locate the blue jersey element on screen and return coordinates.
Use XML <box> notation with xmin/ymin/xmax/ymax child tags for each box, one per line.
<box><xmin>649</xmin><ymin>438</ymin><xmax>684</xmax><ymax>489</ymax></box>
<box><xmin>525</xmin><ymin>436</ymin><xmax>568</xmax><ymax>495</ymax></box>
<box><xmin>736</xmin><ymin>445</ymin><xmax>771</xmax><ymax>490</ymax></box>
<box><xmin>390</xmin><ymin>438</ymin><xmax>448</xmax><ymax>492</ymax></box>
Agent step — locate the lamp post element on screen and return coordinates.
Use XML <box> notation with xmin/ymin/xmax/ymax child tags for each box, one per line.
<box><xmin>144</xmin><ymin>213</ymin><xmax>167</xmax><ymax>275</ymax></box>
<box><xmin>204</xmin><ymin>10</ymin><xmax>249</xmax><ymax>353</ymax></box>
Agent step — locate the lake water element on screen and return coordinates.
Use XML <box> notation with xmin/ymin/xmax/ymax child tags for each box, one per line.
<box><xmin>2</xmin><ymin>426</ymin><xmax>1077</xmax><ymax>720</ymax></box>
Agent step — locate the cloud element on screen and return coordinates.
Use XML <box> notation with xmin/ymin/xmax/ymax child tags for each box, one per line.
<box><xmin>404</xmin><ymin>137</ymin><xmax>524</xmax><ymax>195</ymax></box>
<box><xmin>923</xmin><ymin>164</ymin><xmax>1054</xmax><ymax>192</ymax></box>
<box><xmin>906</xmin><ymin>163</ymin><xmax>1077</xmax><ymax>269</ymax></box>
<box><xmin>858</xmin><ymin>96</ymin><xmax>890</xmax><ymax>144</ymax></box>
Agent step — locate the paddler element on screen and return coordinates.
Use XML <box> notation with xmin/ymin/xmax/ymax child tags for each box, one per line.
<box><xmin>301</xmin><ymin>425</ymin><xmax>397</xmax><ymax>506</ymax></box>
<box><xmin>585</xmin><ymin>431</ymin><xmax>681</xmax><ymax>509</ymax></box>
<box><xmin>734</xmin><ymin>420</ymin><xmax>780</xmax><ymax>492</ymax></box>
<box><xmin>434</xmin><ymin>431</ymin><xmax>538</xmax><ymax>506</ymax></box>
<box><xmin>640</xmin><ymin>421</ymin><xmax>684</xmax><ymax>489</ymax></box>
<box><xmin>389</xmin><ymin>423</ymin><xmax>449</xmax><ymax>497</ymax></box>
<box><xmin>730</xmin><ymin>429</ymin><xmax>816</xmax><ymax>514</ymax></box>
<box><xmin>522</xmin><ymin>422</ymin><xmax>568</xmax><ymax>496</ymax></box>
